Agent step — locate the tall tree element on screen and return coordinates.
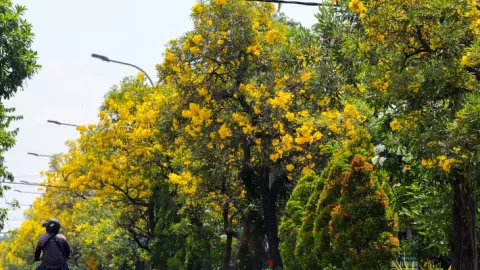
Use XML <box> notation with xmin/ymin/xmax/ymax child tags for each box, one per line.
<box><xmin>334</xmin><ymin>0</ymin><xmax>480</xmax><ymax>268</ymax></box>
<box><xmin>0</xmin><ymin>0</ymin><xmax>39</xmax><ymax>231</ymax></box>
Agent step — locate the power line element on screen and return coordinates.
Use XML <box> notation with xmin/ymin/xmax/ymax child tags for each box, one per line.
<box><xmin>3</xmin><ymin>181</ymin><xmax>103</xmax><ymax>191</ymax></box>
<box><xmin>2</xmin><ymin>182</ymin><xmax>68</xmax><ymax>189</ymax></box>
<box><xmin>0</xmin><ymin>204</ymin><xmax>31</xmax><ymax>207</ymax></box>
<box><xmin>246</xmin><ymin>0</ymin><xmax>324</xmax><ymax>6</ymax></box>
<box><xmin>11</xmin><ymin>175</ymin><xmax>43</xmax><ymax>178</ymax></box>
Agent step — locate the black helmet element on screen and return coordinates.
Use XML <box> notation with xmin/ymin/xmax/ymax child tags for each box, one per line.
<box><xmin>42</xmin><ymin>219</ymin><xmax>61</xmax><ymax>234</ymax></box>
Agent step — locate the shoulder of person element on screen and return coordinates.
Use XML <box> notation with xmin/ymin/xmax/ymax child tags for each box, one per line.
<box><xmin>55</xmin><ymin>234</ymin><xmax>67</xmax><ymax>240</ymax></box>
<box><xmin>39</xmin><ymin>233</ymin><xmax>50</xmax><ymax>240</ymax></box>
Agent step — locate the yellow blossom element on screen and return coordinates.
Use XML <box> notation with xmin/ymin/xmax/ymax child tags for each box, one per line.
<box><xmin>441</xmin><ymin>158</ymin><xmax>456</xmax><ymax>173</ymax></box>
<box><xmin>192</xmin><ymin>34</ymin><xmax>203</xmax><ymax>45</ymax></box>
<box><xmin>247</xmin><ymin>44</ymin><xmax>262</xmax><ymax>56</ymax></box>
<box><xmin>265</xmin><ymin>29</ymin><xmax>285</xmax><ymax>45</ymax></box>
<box><xmin>213</xmin><ymin>0</ymin><xmax>227</xmax><ymax>5</ymax></box>
<box><xmin>190</xmin><ymin>46</ymin><xmax>201</xmax><ymax>55</ymax></box>
<box><xmin>301</xmin><ymin>166</ymin><xmax>314</xmax><ymax>176</ymax></box>
<box><xmin>390</xmin><ymin>119</ymin><xmax>401</xmax><ymax>131</ymax></box>
<box><xmin>165</xmin><ymin>52</ymin><xmax>176</xmax><ymax>62</ymax></box>
<box><xmin>198</xmin><ymin>88</ymin><xmax>208</xmax><ymax>96</ymax></box>
<box><xmin>461</xmin><ymin>53</ymin><xmax>472</xmax><ymax>66</ymax></box>
<box><xmin>286</xmin><ymin>164</ymin><xmax>295</xmax><ymax>172</ymax></box>
<box><xmin>421</xmin><ymin>159</ymin><xmax>435</xmax><ymax>168</ymax></box>
<box><xmin>348</xmin><ymin>0</ymin><xmax>366</xmax><ymax>13</ymax></box>
<box><xmin>218</xmin><ymin>123</ymin><xmax>232</xmax><ymax>139</ymax></box>
<box><xmin>300</xmin><ymin>72</ymin><xmax>311</xmax><ymax>82</ymax></box>
<box><xmin>270</xmin><ymin>153</ymin><xmax>280</xmax><ymax>162</ymax></box>
<box><xmin>268</xmin><ymin>91</ymin><xmax>293</xmax><ymax>110</ymax></box>
<box><xmin>285</xmin><ymin>112</ymin><xmax>295</xmax><ymax>122</ymax></box>
<box><xmin>192</xmin><ymin>3</ymin><xmax>204</xmax><ymax>14</ymax></box>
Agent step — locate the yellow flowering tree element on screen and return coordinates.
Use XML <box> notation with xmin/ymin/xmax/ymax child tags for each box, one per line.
<box><xmin>333</xmin><ymin>0</ymin><xmax>480</xmax><ymax>267</ymax></box>
<box><xmin>54</xmin><ymin>76</ymin><xmax>166</xmax><ymax>267</ymax></box>
<box><xmin>3</xmin><ymin>76</ymin><xmax>170</xmax><ymax>269</ymax></box>
<box><xmin>157</xmin><ymin>0</ymin><xmax>373</xmax><ymax>267</ymax></box>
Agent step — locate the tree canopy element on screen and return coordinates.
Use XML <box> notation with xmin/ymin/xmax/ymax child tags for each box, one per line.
<box><xmin>2</xmin><ymin>0</ymin><xmax>480</xmax><ymax>269</ymax></box>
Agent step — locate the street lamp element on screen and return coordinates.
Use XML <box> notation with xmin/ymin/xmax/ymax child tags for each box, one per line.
<box><xmin>13</xmin><ymin>189</ymin><xmax>43</xmax><ymax>195</ymax></box>
<box><xmin>47</xmin><ymin>120</ymin><xmax>78</xmax><ymax>127</ymax></box>
<box><xmin>27</xmin><ymin>152</ymin><xmax>53</xmax><ymax>158</ymax></box>
<box><xmin>91</xmin><ymin>53</ymin><xmax>155</xmax><ymax>87</ymax></box>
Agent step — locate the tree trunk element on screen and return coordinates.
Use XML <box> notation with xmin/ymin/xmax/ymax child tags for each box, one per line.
<box><xmin>223</xmin><ymin>197</ymin><xmax>232</xmax><ymax>270</ymax></box>
<box><xmin>223</xmin><ymin>233</ymin><xmax>233</xmax><ymax>270</ymax></box>
<box><xmin>262</xmin><ymin>177</ymin><xmax>283</xmax><ymax>269</ymax></box>
<box><xmin>237</xmin><ymin>216</ymin><xmax>252</xmax><ymax>269</ymax></box>
<box><xmin>452</xmin><ymin>172</ymin><xmax>478</xmax><ymax>270</ymax></box>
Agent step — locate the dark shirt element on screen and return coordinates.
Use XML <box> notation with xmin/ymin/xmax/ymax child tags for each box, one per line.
<box><xmin>34</xmin><ymin>233</ymin><xmax>71</xmax><ymax>266</ymax></box>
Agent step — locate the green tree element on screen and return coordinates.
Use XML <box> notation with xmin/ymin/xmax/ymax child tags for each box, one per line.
<box><xmin>334</xmin><ymin>0</ymin><xmax>480</xmax><ymax>268</ymax></box>
<box><xmin>0</xmin><ymin>0</ymin><xmax>39</xmax><ymax>231</ymax></box>
<box><xmin>156</xmin><ymin>0</ymin><xmax>373</xmax><ymax>267</ymax></box>
<box><xmin>279</xmin><ymin>129</ymin><xmax>398</xmax><ymax>269</ymax></box>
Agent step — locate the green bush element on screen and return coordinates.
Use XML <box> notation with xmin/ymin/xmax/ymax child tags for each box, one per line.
<box><xmin>279</xmin><ymin>130</ymin><xmax>399</xmax><ymax>269</ymax></box>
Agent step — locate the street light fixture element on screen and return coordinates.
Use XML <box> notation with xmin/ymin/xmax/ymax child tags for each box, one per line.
<box><xmin>47</xmin><ymin>120</ymin><xmax>78</xmax><ymax>127</ymax></box>
<box><xmin>27</xmin><ymin>152</ymin><xmax>53</xmax><ymax>158</ymax></box>
<box><xmin>91</xmin><ymin>53</ymin><xmax>155</xmax><ymax>87</ymax></box>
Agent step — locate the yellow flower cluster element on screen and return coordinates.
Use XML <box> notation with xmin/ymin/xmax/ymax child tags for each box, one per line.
<box><xmin>300</xmin><ymin>72</ymin><xmax>312</xmax><ymax>82</ymax></box>
<box><xmin>218</xmin><ymin>123</ymin><xmax>233</xmax><ymax>139</ymax></box>
<box><xmin>182</xmin><ymin>103</ymin><xmax>213</xmax><ymax>137</ymax></box>
<box><xmin>232</xmin><ymin>112</ymin><xmax>255</xmax><ymax>134</ymax></box>
<box><xmin>265</xmin><ymin>29</ymin><xmax>286</xmax><ymax>45</ymax></box>
<box><xmin>421</xmin><ymin>159</ymin><xmax>435</xmax><ymax>168</ymax></box>
<box><xmin>348</xmin><ymin>0</ymin><xmax>366</xmax><ymax>14</ymax></box>
<box><xmin>437</xmin><ymin>155</ymin><xmax>457</xmax><ymax>173</ymax></box>
<box><xmin>247</xmin><ymin>44</ymin><xmax>262</xmax><ymax>56</ymax></box>
<box><xmin>192</xmin><ymin>3</ymin><xmax>205</xmax><ymax>14</ymax></box>
<box><xmin>295</xmin><ymin>121</ymin><xmax>321</xmax><ymax>145</ymax></box>
<box><xmin>213</xmin><ymin>0</ymin><xmax>227</xmax><ymax>5</ymax></box>
<box><xmin>268</xmin><ymin>91</ymin><xmax>293</xmax><ymax>110</ymax></box>
<box><xmin>390</xmin><ymin>119</ymin><xmax>401</xmax><ymax>131</ymax></box>
<box><xmin>466</xmin><ymin>0</ymin><xmax>480</xmax><ymax>37</ymax></box>
<box><xmin>421</xmin><ymin>156</ymin><xmax>458</xmax><ymax>173</ymax></box>
<box><xmin>168</xmin><ymin>172</ymin><xmax>201</xmax><ymax>195</ymax></box>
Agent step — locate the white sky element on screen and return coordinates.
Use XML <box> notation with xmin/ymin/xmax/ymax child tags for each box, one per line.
<box><xmin>2</xmin><ymin>0</ymin><xmax>320</xmax><ymax>230</ymax></box>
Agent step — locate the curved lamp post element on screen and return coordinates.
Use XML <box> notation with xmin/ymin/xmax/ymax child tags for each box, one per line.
<box><xmin>91</xmin><ymin>53</ymin><xmax>154</xmax><ymax>87</ymax></box>
<box><xmin>47</xmin><ymin>120</ymin><xmax>78</xmax><ymax>127</ymax></box>
<box><xmin>27</xmin><ymin>152</ymin><xmax>53</xmax><ymax>158</ymax></box>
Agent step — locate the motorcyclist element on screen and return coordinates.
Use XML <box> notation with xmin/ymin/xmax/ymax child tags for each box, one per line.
<box><xmin>34</xmin><ymin>219</ymin><xmax>71</xmax><ymax>270</ymax></box>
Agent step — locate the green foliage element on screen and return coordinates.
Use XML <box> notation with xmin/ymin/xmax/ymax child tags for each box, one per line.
<box><xmin>280</xmin><ymin>129</ymin><xmax>398</xmax><ymax>269</ymax></box>
<box><xmin>0</xmin><ymin>0</ymin><xmax>39</xmax><ymax>181</ymax></box>
<box><xmin>279</xmin><ymin>174</ymin><xmax>323</xmax><ymax>269</ymax></box>
<box><xmin>0</xmin><ymin>0</ymin><xmax>39</xmax><ymax>233</ymax></box>
<box><xmin>397</xmin><ymin>176</ymin><xmax>452</xmax><ymax>258</ymax></box>
<box><xmin>0</xmin><ymin>0</ymin><xmax>39</xmax><ymax>99</ymax></box>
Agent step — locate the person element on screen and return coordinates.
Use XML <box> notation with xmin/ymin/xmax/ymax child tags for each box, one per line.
<box><xmin>34</xmin><ymin>219</ymin><xmax>71</xmax><ymax>270</ymax></box>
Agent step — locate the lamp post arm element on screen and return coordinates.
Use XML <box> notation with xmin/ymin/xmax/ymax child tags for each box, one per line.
<box><xmin>110</xmin><ymin>60</ymin><xmax>155</xmax><ymax>87</ymax></box>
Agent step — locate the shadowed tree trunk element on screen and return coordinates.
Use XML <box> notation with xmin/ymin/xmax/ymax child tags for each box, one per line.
<box><xmin>261</xmin><ymin>171</ymin><xmax>283</xmax><ymax>269</ymax></box>
<box><xmin>452</xmin><ymin>171</ymin><xmax>478</xmax><ymax>270</ymax></box>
